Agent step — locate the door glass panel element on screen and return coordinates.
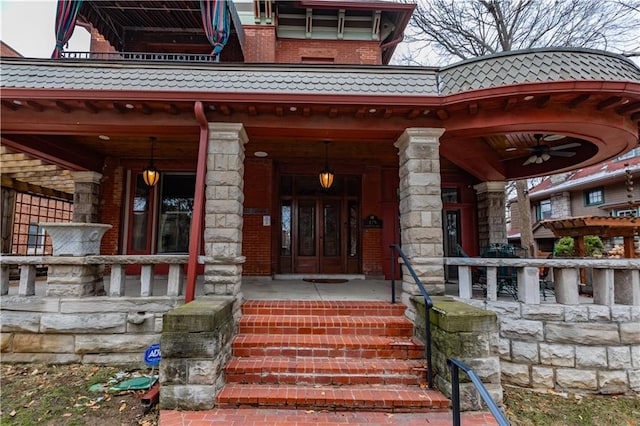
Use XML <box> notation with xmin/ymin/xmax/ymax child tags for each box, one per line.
<box><xmin>348</xmin><ymin>201</ymin><xmax>358</xmax><ymax>257</ymax></box>
<box><xmin>157</xmin><ymin>174</ymin><xmax>195</xmax><ymax>253</ymax></box>
<box><xmin>281</xmin><ymin>200</ymin><xmax>291</xmax><ymax>256</ymax></box>
<box><xmin>131</xmin><ymin>174</ymin><xmax>149</xmax><ymax>251</ymax></box>
<box><xmin>298</xmin><ymin>202</ymin><xmax>315</xmax><ymax>256</ymax></box>
<box><xmin>323</xmin><ymin>201</ymin><xmax>340</xmax><ymax>257</ymax></box>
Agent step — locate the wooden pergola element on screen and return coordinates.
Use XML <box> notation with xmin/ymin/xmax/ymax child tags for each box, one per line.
<box><xmin>541</xmin><ymin>216</ymin><xmax>639</xmax><ymax>258</ymax></box>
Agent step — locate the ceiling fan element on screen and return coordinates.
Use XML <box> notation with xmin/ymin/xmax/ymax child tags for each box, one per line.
<box><xmin>522</xmin><ymin>134</ymin><xmax>581</xmax><ymax>165</ymax></box>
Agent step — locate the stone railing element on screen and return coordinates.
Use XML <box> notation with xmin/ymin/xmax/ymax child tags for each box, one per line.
<box><xmin>444</xmin><ymin>257</ymin><xmax>640</xmax><ymax>306</ymax></box>
<box><xmin>0</xmin><ymin>255</ymin><xmax>189</xmax><ymax>298</ymax></box>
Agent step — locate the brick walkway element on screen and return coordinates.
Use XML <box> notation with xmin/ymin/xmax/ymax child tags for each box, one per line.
<box><xmin>160</xmin><ymin>408</ymin><xmax>499</xmax><ymax>425</ymax></box>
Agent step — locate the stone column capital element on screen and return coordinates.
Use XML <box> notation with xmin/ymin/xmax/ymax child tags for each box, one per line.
<box><xmin>208</xmin><ymin>122</ymin><xmax>249</xmax><ymax>145</ymax></box>
<box><xmin>70</xmin><ymin>171</ymin><xmax>103</xmax><ymax>184</ymax></box>
<box><xmin>394</xmin><ymin>127</ymin><xmax>446</xmax><ymax>151</ymax></box>
<box><xmin>473</xmin><ymin>181</ymin><xmax>506</xmax><ymax>194</ymax></box>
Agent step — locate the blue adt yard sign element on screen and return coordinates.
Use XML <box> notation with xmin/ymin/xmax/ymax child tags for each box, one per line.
<box><xmin>144</xmin><ymin>343</ymin><xmax>161</xmax><ymax>367</ymax></box>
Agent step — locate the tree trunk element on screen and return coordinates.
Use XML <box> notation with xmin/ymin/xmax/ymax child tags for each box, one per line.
<box><xmin>516</xmin><ymin>179</ymin><xmax>535</xmax><ymax>257</ymax></box>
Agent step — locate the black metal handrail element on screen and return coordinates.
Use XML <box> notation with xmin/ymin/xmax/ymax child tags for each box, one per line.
<box><xmin>447</xmin><ymin>358</ymin><xmax>510</xmax><ymax>426</ymax></box>
<box><xmin>390</xmin><ymin>244</ymin><xmax>434</xmax><ymax>389</ymax></box>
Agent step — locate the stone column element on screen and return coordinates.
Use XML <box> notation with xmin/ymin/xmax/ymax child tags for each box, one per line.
<box><xmin>473</xmin><ymin>182</ymin><xmax>507</xmax><ymax>249</ymax></box>
<box><xmin>202</xmin><ymin>123</ymin><xmax>248</xmax><ymax>303</ymax></box>
<box><xmin>394</xmin><ymin>128</ymin><xmax>445</xmax><ymax>316</ymax></box>
<box><xmin>71</xmin><ymin>171</ymin><xmax>102</xmax><ymax>223</ymax></box>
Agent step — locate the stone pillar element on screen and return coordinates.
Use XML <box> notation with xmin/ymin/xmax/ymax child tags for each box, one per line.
<box><xmin>71</xmin><ymin>171</ymin><xmax>102</xmax><ymax>223</ymax></box>
<box><xmin>473</xmin><ymin>182</ymin><xmax>507</xmax><ymax>249</ymax></box>
<box><xmin>394</xmin><ymin>128</ymin><xmax>445</xmax><ymax>316</ymax></box>
<box><xmin>202</xmin><ymin>123</ymin><xmax>248</xmax><ymax>303</ymax></box>
<box><xmin>414</xmin><ymin>297</ymin><xmax>502</xmax><ymax>411</ymax></box>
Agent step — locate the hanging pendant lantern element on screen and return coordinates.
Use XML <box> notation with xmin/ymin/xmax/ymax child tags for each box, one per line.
<box><xmin>319</xmin><ymin>141</ymin><xmax>334</xmax><ymax>189</ymax></box>
<box><xmin>142</xmin><ymin>137</ymin><xmax>160</xmax><ymax>187</ymax></box>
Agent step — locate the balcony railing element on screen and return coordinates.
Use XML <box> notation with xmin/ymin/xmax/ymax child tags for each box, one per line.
<box><xmin>2</xmin><ymin>255</ymin><xmax>639</xmax><ymax>306</ymax></box>
<box><xmin>1</xmin><ymin>255</ymin><xmax>189</xmax><ymax>298</ymax></box>
<box><xmin>60</xmin><ymin>51</ymin><xmax>217</xmax><ymax>63</ymax></box>
<box><xmin>445</xmin><ymin>256</ymin><xmax>640</xmax><ymax>306</ymax></box>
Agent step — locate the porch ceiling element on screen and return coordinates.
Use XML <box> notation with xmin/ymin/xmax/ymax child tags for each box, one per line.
<box><xmin>1</xmin><ymin>80</ymin><xmax>639</xmax><ymax>196</ymax></box>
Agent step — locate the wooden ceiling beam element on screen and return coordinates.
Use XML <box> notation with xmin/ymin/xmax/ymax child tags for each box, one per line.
<box><xmin>468</xmin><ymin>102</ymin><xmax>479</xmax><ymax>115</ymax></box>
<box><xmin>55</xmin><ymin>101</ymin><xmax>72</xmax><ymax>113</ymax></box>
<box><xmin>407</xmin><ymin>108</ymin><xmax>420</xmax><ymax>119</ymax></box>
<box><xmin>502</xmin><ymin>97</ymin><xmax>516</xmax><ymax>111</ymax></box>
<box><xmin>167</xmin><ymin>103</ymin><xmax>181</xmax><ymax>115</ymax></box>
<box><xmin>536</xmin><ymin>95</ymin><xmax>551</xmax><ymax>108</ymax></box>
<box><xmin>329</xmin><ymin>108</ymin><xmax>338</xmax><ymax>118</ymax></box>
<box><xmin>26</xmin><ymin>101</ymin><xmax>45</xmax><ymax>112</ymax></box>
<box><xmin>84</xmin><ymin>101</ymin><xmax>100</xmax><ymax>114</ymax></box>
<box><xmin>248</xmin><ymin>105</ymin><xmax>258</xmax><ymax>116</ymax></box>
<box><xmin>1</xmin><ymin>175</ymin><xmax>73</xmax><ymax>200</ymax></box>
<box><xmin>383</xmin><ymin>108</ymin><xmax>393</xmax><ymax>119</ymax></box>
<box><xmin>355</xmin><ymin>107</ymin><xmax>365</xmax><ymax>119</ymax></box>
<box><xmin>140</xmin><ymin>103</ymin><xmax>153</xmax><ymax>114</ymax></box>
<box><xmin>615</xmin><ymin>101</ymin><xmax>640</xmax><ymax>115</ymax></box>
<box><xmin>597</xmin><ymin>96</ymin><xmax>623</xmax><ymax>110</ymax></box>
<box><xmin>1</xmin><ymin>100</ymin><xmax>18</xmax><ymax>111</ymax></box>
<box><xmin>436</xmin><ymin>109</ymin><xmax>449</xmax><ymax>120</ymax></box>
<box><xmin>568</xmin><ymin>94</ymin><xmax>590</xmax><ymax>108</ymax></box>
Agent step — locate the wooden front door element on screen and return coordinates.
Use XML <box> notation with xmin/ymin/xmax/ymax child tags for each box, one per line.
<box><xmin>279</xmin><ymin>175</ymin><xmax>360</xmax><ymax>275</ymax></box>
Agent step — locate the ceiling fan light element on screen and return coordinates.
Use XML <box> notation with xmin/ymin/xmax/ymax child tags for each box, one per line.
<box><xmin>535</xmin><ymin>156</ymin><xmax>544</xmax><ymax>164</ymax></box>
<box><xmin>541</xmin><ymin>153</ymin><xmax>551</xmax><ymax>161</ymax></box>
<box><xmin>524</xmin><ymin>155</ymin><xmax>537</xmax><ymax>165</ymax></box>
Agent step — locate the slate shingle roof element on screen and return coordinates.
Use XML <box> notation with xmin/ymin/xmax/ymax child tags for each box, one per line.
<box><xmin>0</xmin><ymin>62</ymin><xmax>440</xmax><ymax>96</ymax></box>
<box><xmin>1</xmin><ymin>48</ymin><xmax>639</xmax><ymax>96</ymax></box>
<box><xmin>438</xmin><ymin>48</ymin><xmax>640</xmax><ymax>94</ymax></box>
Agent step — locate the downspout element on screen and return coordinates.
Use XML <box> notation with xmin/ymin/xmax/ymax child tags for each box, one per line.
<box><xmin>185</xmin><ymin>101</ymin><xmax>209</xmax><ymax>303</ymax></box>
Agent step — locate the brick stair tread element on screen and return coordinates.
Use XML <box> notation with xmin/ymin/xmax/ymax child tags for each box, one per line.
<box><xmin>242</xmin><ymin>300</ymin><xmax>406</xmax><ymax>316</ymax></box>
<box><xmin>216</xmin><ymin>383</ymin><xmax>450</xmax><ymax>411</ymax></box>
<box><xmin>239</xmin><ymin>315</ymin><xmax>413</xmax><ymax>336</ymax></box>
<box><xmin>233</xmin><ymin>334</ymin><xmax>424</xmax><ymax>350</ymax></box>
<box><xmin>226</xmin><ymin>357</ymin><xmax>426</xmax><ymax>374</ymax></box>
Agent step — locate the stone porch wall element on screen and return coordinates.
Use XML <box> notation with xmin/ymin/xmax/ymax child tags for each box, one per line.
<box><xmin>465</xmin><ymin>299</ymin><xmax>640</xmax><ymax>394</ymax></box>
<box><xmin>0</xmin><ymin>295</ymin><xmax>181</xmax><ymax>365</ymax></box>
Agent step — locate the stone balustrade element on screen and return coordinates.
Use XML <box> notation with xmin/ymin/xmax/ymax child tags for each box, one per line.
<box><xmin>0</xmin><ymin>255</ymin><xmax>190</xmax><ymax>298</ymax></box>
<box><xmin>445</xmin><ymin>257</ymin><xmax>640</xmax><ymax>306</ymax></box>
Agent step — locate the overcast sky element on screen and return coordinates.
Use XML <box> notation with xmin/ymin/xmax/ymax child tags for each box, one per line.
<box><xmin>1</xmin><ymin>0</ymin><xmax>90</xmax><ymax>58</ymax></box>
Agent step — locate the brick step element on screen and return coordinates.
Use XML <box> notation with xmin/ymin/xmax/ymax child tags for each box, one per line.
<box><xmin>225</xmin><ymin>357</ymin><xmax>427</xmax><ymax>386</ymax></box>
<box><xmin>241</xmin><ymin>300</ymin><xmax>406</xmax><ymax>317</ymax></box>
<box><xmin>232</xmin><ymin>334</ymin><xmax>425</xmax><ymax>359</ymax></box>
<box><xmin>215</xmin><ymin>383</ymin><xmax>450</xmax><ymax>412</ymax></box>
<box><xmin>239</xmin><ymin>315</ymin><xmax>413</xmax><ymax>336</ymax></box>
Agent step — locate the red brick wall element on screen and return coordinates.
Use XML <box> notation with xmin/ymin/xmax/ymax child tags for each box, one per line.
<box><xmin>1</xmin><ymin>41</ymin><xmax>21</xmax><ymax>57</ymax></box>
<box><xmin>89</xmin><ymin>27</ymin><xmax>116</xmax><ymax>55</ymax></box>
<box><xmin>243</xmin><ymin>26</ymin><xmax>276</xmax><ymax>63</ymax></box>
<box><xmin>99</xmin><ymin>158</ymin><xmax>124</xmax><ymax>255</ymax></box>
<box><xmin>362</xmin><ymin>166</ymin><xmax>384</xmax><ymax>276</ymax></box>
<box><xmin>275</xmin><ymin>39</ymin><xmax>382</xmax><ymax>65</ymax></box>
<box><xmin>241</xmin><ymin>25</ymin><xmax>382</xmax><ymax>65</ymax></box>
<box><xmin>242</xmin><ymin>158</ymin><xmax>273</xmax><ymax>275</ymax></box>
